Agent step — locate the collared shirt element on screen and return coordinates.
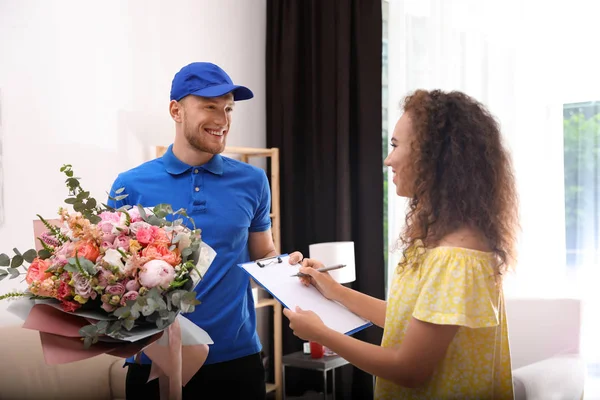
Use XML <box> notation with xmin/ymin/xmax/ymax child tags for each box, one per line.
<box><xmin>107</xmin><ymin>144</ymin><xmax>271</xmax><ymax>365</ymax></box>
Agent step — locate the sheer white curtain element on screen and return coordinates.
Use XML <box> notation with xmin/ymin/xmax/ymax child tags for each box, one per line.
<box><xmin>387</xmin><ymin>0</ymin><xmax>565</xmax><ymax>294</ymax></box>
<box><xmin>385</xmin><ymin>0</ymin><xmax>600</xmax><ymax>370</ymax></box>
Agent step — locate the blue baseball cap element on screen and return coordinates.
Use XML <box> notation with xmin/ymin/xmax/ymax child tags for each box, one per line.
<box><xmin>170</xmin><ymin>62</ymin><xmax>254</xmax><ymax>102</ymax></box>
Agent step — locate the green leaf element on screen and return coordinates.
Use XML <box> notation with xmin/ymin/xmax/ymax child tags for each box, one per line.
<box><xmin>86</xmin><ymin>198</ymin><xmax>97</xmax><ymax>209</ymax></box>
<box><xmin>181</xmin><ymin>248</ymin><xmax>193</xmax><ymax>258</ymax></box>
<box><xmin>83</xmin><ymin>336</ymin><xmax>93</xmax><ymax>349</ymax></box>
<box><xmin>38</xmin><ymin>249</ymin><xmax>52</xmax><ymax>260</ymax></box>
<box><xmin>95</xmin><ymin>320</ymin><xmax>109</xmax><ymax>334</ymax></box>
<box><xmin>122</xmin><ymin>318</ymin><xmax>135</xmax><ymax>331</ymax></box>
<box><xmin>66</xmin><ymin>177</ymin><xmax>80</xmax><ymax>188</ymax></box>
<box><xmin>64</xmin><ymin>198</ymin><xmax>77</xmax><ymax>204</ymax></box>
<box><xmin>0</xmin><ymin>274</ymin><xmax>7</xmax><ymax>282</ymax></box>
<box><xmin>114</xmin><ymin>195</ymin><xmax>128</xmax><ymax>201</ymax></box>
<box><xmin>147</xmin><ymin>215</ymin><xmax>163</xmax><ymax>227</ymax></box>
<box><xmin>22</xmin><ymin>249</ymin><xmax>38</xmax><ymax>263</ymax></box>
<box><xmin>77</xmin><ymin>191</ymin><xmax>89</xmax><ymax>200</ymax></box>
<box><xmin>113</xmin><ymin>306</ymin><xmax>131</xmax><ymax>319</ymax></box>
<box><xmin>9</xmin><ymin>269</ymin><xmax>19</xmax><ymax>279</ymax></box>
<box><xmin>13</xmin><ymin>248</ymin><xmax>21</xmax><ymax>256</ymax></box>
<box><xmin>0</xmin><ymin>254</ymin><xmax>9</xmax><ymax>267</ymax></box>
<box><xmin>73</xmin><ymin>202</ymin><xmax>85</xmax><ymax>212</ymax></box>
<box><xmin>137</xmin><ymin>205</ymin><xmax>148</xmax><ymax>220</ymax></box>
<box><xmin>0</xmin><ymin>269</ymin><xmax>7</xmax><ymax>275</ymax></box>
<box><xmin>79</xmin><ymin>324</ymin><xmax>98</xmax><ymax>337</ymax></box>
<box><xmin>64</xmin><ymin>264</ymin><xmax>78</xmax><ymax>273</ymax></box>
<box><xmin>10</xmin><ymin>255</ymin><xmax>23</xmax><ymax>269</ymax></box>
<box><xmin>65</xmin><ymin>170</ymin><xmax>73</xmax><ymax>177</ymax></box>
<box><xmin>115</xmin><ymin>187</ymin><xmax>125</xmax><ymax>194</ymax></box>
<box><xmin>107</xmin><ymin>321</ymin><xmax>122</xmax><ymax>335</ymax></box>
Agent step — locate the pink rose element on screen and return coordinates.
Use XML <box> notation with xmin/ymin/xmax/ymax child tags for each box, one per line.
<box><xmin>113</xmin><ymin>235</ymin><xmax>130</xmax><ymax>251</ymax></box>
<box><xmin>105</xmin><ymin>283</ymin><xmax>126</xmax><ymax>296</ymax></box>
<box><xmin>139</xmin><ymin>259</ymin><xmax>176</xmax><ymax>289</ymax></box>
<box><xmin>127</xmin><ymin>208</ymin><xmax>143</xmax><ymax>223</ymax></box>
<box><xmin>136</xmin><ymin>226</ymin><xmax>155</xmax><ymax>245</ymax></box>
<box><xmin>125</xmin><ymin>279</ymin><xmax>140</xmax><ymax>292</ymax></box>
<box><xmin>121</xmin><ymin>290</ymin><xmax>139</xmax><ymax>305</ymax></box>
<box><xmin>99</xmin><ymin>211</ymin><xmax>121</xmax><ymax>223</ymax></box>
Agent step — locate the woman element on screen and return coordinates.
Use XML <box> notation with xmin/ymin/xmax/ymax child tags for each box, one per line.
<box><xmin>285</xmin><ymin>89</ymin><xmax>519</xmax><ymax>399</ymax></box>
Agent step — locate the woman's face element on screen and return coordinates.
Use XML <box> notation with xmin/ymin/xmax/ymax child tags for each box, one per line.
<box><xmin>384</xmin><ymin>112</ymin><xmax>415</xmax><ymax>198</ymax></box>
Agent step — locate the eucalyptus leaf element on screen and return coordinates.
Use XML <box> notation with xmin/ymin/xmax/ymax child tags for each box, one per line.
<box><xmin>122</xmin><ymin>318</ymin><xmax>135</xmax><ymax>331</ymax></box>
<box><xmin>9</xmin><ymin>269</ymin><xmax>20</xmax><ymax>279</ymax></box>
<box><xmin>0</xmin><ymin>254</ymin><xmax>9</xmax><ymax>267</ymax></box>
<box><xmin>129</xmin><ymin>303</ymin><xmax>141</xmax><ymax>319</ymax></box>
<box><xmin>0</xmin><ymin>269</ymin><xmax>7</xmax><ymax>275</ymax></box>
<box><xmin>114</xmin><ymin>195</ymin><xmax>128</xmax><ymax>201</ymax></box>
<box><xmin>181</xmin><ymin>248</ymin><xmax>193</xmax><ymax>258</ymax></box>
<box><xmin>64</xmin><ymin>264</ymin><xmax>78</xmax><ymax>273</ymax></box>
<box><xmin>73</xmin><ymin>202</ymin><xmax>86</xmax><ymax>212</ymax></box>
<box><xmin>66</xmin><ymin>178</ymin><xmax>80</xmax><ymax>188</ymax></box>
<box><xmin>137</xmin><ymin>205</ymin><xmax>148</xmax><ymax>220</ymax></box>
<box><xmin>115</xmin><ymin>187</ymin><xmax>125</xmax><ymax>195</ymax></box>
<box><xmin>95</xmin><ymin>320</ymin><xmax>109</xmax><ymax>333</ymax></box>
<box><xmin>64</xmin><ymin>198</ymin><xmax>78</xmax><ymax>204</ymax></box>
<box><xmin>83</xmin><ymin>336</ymin><xmax>93</xmax><ymax>349</ymax></box>
<box><xmin>86</xmin><ymin>198</ymin><xmax>97</xmax><ymax>208</ymax></box>
<box><xmin>79</xmin><ymin>324</ymin><xmax>98</xmax><ymax>337</ymax></box>
<box><xmin>10</xmin><ymin>255</ymin><xmax>23</xmax><ymax>269</ymax></box>
<box><xmin>22</xmin><ymin>249</ymin><xmax>38</xmax><ymax>263</ymax></box>
<box><xmin>147</xmin><ymin>215</ymin><xmax>163</xmax><ymax>227</ymax></box>
<box><xmin>77</xmin><ymin>191</ymin><xmax>90</xmax><ymax>200</ymax></box>
<box><xmin>0</xmin><ymin>274</ymin><xmax>7</xmax><ymax>281</ymax></box>
<box><xmin>113</xmin><ymin>306</ymin><xmax>131</xmax><ymax>319</ymax></box>
<box><xmin>38</xmin><ymin>249</ymin><xmax>52</xmax><ymax>260</ymax></box>
<box><xmin>107</xmin><ymin>321</ymin><xmax>122</xmax><ymax>335</ymax></box>
<box><xmin>80</xmin><ymin>258</ymin><xmax>97</xmax><ymax>275</ymax></box>
<box><xmin>12</xmin><ymin>248</ymin><xmax>21</xmax><ymax>256</ymax></box>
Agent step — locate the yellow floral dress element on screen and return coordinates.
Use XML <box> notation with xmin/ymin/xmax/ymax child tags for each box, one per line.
<box><xmin>375</xmin><ymin>246</ymin><xmax>514</xmax><ymax>400</ymax></box>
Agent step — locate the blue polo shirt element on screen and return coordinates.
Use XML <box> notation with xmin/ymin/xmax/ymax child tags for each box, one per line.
<box><xmin>106</xmin><ymin>144</ymin><xmax>271</xmax><ymax>365</ymax></box>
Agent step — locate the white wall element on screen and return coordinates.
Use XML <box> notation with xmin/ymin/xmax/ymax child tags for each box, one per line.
<box><xmin>0</xmin><ymin>0</ymin><xmax>267</xmax><ymax>324</ymax></box>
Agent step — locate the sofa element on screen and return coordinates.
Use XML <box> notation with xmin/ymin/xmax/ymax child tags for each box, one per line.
<box><xmin>507</xmin><ymin>297</ymin><xmax>586</xmax><ymax>400</ymax></box>
<box><xmin>0</xmin><ymin>325</ymin><xmax>126</xmax><ymax>400</ymax></box>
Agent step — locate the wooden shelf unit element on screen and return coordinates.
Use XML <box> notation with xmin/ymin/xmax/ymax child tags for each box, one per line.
<box><xmin>155</xmin><ymin>145</ymin><xmax>283</xmax><ymax>400</ymax></box>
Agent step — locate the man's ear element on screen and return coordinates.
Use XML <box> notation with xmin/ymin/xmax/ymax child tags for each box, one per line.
<box><xmin>169</xmin><ymin>100</ymin><xmax>183</xmax><ymax>122</ymax></box>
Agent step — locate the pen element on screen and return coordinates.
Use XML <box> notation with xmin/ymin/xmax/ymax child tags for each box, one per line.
<box><xmin>290</xmin><ymin>264</ymin><xmax>346</xmax><ymax>278</ymax></box>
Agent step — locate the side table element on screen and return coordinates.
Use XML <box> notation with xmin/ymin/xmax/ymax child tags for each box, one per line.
<box><xmin>282</xmin><ymin>351</ymin><xmax>350</xmax><ymax>400</ymax></box>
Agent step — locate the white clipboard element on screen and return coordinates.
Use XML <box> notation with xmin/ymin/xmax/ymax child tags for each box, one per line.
<box><xmin>238</xmin><ymin>254</ymin><xmax>371</xmax><ymax>335</ymax></box>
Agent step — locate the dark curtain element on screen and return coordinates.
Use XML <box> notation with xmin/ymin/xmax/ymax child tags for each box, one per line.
<box><xmin>266</xmin><ymin>1</ymin><xmax>384</xmax><ymax>398</ymax></box>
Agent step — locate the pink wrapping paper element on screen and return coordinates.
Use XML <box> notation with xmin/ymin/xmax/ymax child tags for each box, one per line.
<box><xmin>22</xmin><ymin>303</ymin><xmax>207</xmax><ymax>399</ymax></box>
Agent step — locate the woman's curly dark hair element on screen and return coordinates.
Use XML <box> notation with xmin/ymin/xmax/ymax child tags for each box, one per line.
<box><xmin>397</xmin><ymin>89</ymin><xmax>519</xmax><ymax>276</ymax></box>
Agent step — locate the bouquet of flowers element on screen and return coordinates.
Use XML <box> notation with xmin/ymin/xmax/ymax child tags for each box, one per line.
<box><xmin>0</xmin><ymin>164</ymin><xmax>215</xmax><ymax>399</ymax></box>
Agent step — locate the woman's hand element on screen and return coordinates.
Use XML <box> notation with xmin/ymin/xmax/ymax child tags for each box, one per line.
<box><xmin>290</xmin><ymin>256</ymin><xmax>343</xmax><ymax>301</ymax></box>
<box><xmin>283</xmin><ymin>306</ymin><xmax>328</xmax><ymax>342</ymax></box>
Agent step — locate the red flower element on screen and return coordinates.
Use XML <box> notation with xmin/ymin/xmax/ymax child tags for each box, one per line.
<box><xmin>61</xmin><ymin>300</ymin><xmax>81</xmax><ymax>313</ymax></box>
<box><xmin>57</xmin><ymin>280</ymin><xmax>71</xmax><ymax>301</ymax></box>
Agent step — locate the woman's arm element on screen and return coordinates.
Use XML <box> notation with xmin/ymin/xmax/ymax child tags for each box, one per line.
<box><xmin>332</xmin><ymin>285</ymin><xmax>387</xmax><ymax>328</ymax></box>
<box><xmin>286</xmin><ymin>310</ymin><xmax>458</xmax><ymax>388</ymax></box>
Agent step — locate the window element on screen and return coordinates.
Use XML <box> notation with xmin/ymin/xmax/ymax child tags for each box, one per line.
<box><xmin>563</xmin><ymin>101</ymin><xmax>600</xmax><ymax>269</ymax></box>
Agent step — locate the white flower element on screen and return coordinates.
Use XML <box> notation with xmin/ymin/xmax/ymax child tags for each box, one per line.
<box><xmin>103</xmin><ymin>248</ymin><xmax>125</xmax><ymax>273</ymax></box>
